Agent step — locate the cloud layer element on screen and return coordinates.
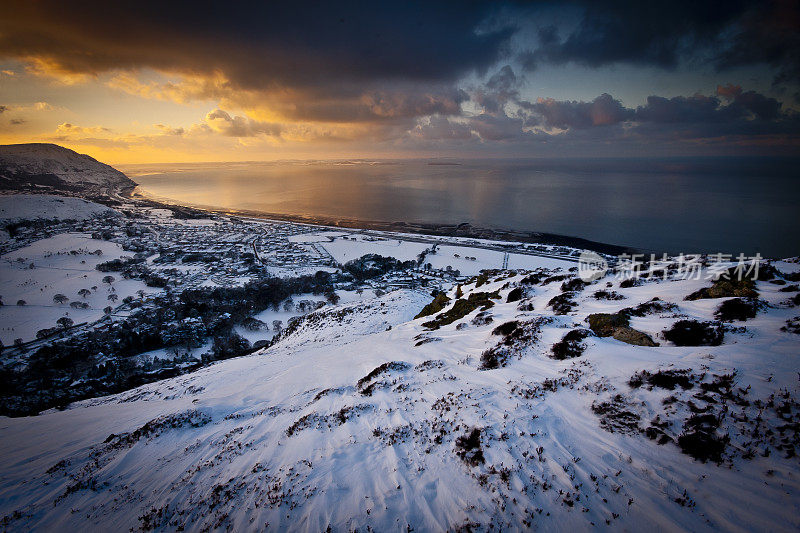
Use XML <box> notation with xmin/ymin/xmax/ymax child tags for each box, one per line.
<box><xmin>0</xmin><ymin>1</ymin><xmax>798</xmax><ymax>159</ymax></box>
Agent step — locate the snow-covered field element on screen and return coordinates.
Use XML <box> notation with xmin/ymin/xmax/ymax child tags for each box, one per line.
<box><xmin>1</xmin><ymin>264</ymin><xmax>798</xmax><ymax>530</ymax></box>
<box><xmin>292</xmin><ymin>231</ymin><xmax>574</xmax><ymax>275</ymax></box>
<box><xmin>0</xmin><ymin>233</ymin><xmax>157</xmax><ymax>344</ymax></box>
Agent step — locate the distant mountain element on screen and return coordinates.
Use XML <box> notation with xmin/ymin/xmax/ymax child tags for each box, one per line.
<box><xmin>0</xmin><ymin>143</ymin><xmax>136</xmax><ymax>193</ymax></box>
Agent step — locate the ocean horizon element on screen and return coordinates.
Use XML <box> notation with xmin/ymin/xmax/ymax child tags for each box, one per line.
<box><xmin>124</xmin><ymin>156</ymin><xmax>800</xmax><ymax>258</ymax></box>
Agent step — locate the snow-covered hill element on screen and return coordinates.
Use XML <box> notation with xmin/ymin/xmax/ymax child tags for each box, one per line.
<box><xmin>0</xmin><ymin>194</ymin><xmax>119</xmax><ymax>225</ymax></box>
<box><xmin>1</xmin><ymin>265</ymin><xmax>798</xmax><ymax>531</ymax></box>
<box><xmin>0</xmin><ymin>144</ymin><xmax>136</xmax><ymax>193</ymax></box>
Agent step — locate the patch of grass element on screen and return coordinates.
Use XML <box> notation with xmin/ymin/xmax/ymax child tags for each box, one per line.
<box><xmin>470</xmin><ymin>311</ymin><xmax>493</xmax><ymax>326</ymax></box>
<box><xmin>592</xmin><ymin>395</ymin><xmax>641</xmax><ymax>434</ymax></box>
<box><xmin>714</xmin><ymin>298</ymin><xmax>760</xmax><ymax>322</ymax></box>
<box><xmin>629</xmin><ymin>369</ymin><xmax>696</xmax><ymax>390</ymax></box>
<box><xmin>677</xmin><ymin>413</ymin><xmax>727</xmax><ymax>463</ymax></box>
<box><xmin>520</xmin><ymin>273</ymin><xmax>545</xmax><ymax>285</ymax></box>
<box><xmin>551</xmin><ymin>329</ymin><xmax>592</xmax><ymax>360</ymax></box>
<box><xmin>480</xmin><ymin>317</ymin><xmax>552</xmax><ymax>369</ymax></box>
<box><xmin>622</xmin><ymin>297</ymin><xmax>677</xmax><ymax>317</ymax></box>
<box><xmin>663</xmin><ymin>320</ymin><xmax>724</xmax><ymax>346</ymax></box>
<box><xmin>357</xmin><ymin>361</ymin><xmax>411</xmax><ymax>389</ymax></box>
<box><xmin>422</xmin><ymin>292</ymin><xmax>500</xmax><ymax>330</ymax></box>
<box><xmin>594</xmin><ymin>290</ymin><xmax>624</xmax><ymax>301</ymax></box>
<box><xmin>455</xmin><ymin>428</ymin><xmax>485</xmax><ymax>466</ymax></box>
<box><xmin>548</xmin><ymin>293</ymin><xmax>577</xmax><ymax>315</ymax></box>
<box><xmin>415</xmin><ymin>292</ymin><xmax>451</xmax><ymax>319</ymax></box>
<box><xmin>506</xmin><ymin>287</ymin><xmax>523</xmax><ymax>302</ymax></box>
<box><xmin>781</xmin><ymin>316</ymin><xmax>800</xmax><ymax>334</ymax></box>
<box><xmin>560</xmin><ymin>278</ymin><xmax>587</xmax><ymax>292</ymax></box>
<box><xmin>492</xmin><ymin>320</ymin><xmax>520</xmax><ymax>338</ymax></box>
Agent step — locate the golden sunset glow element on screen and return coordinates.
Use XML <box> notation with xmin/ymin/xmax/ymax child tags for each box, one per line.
<box><xmin>1</xmin><ymin>1</ymin><xmax>798</xmax><ymax>164</ymax></box>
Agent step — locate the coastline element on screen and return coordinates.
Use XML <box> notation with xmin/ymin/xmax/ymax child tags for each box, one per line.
<box><xmin>127</xmin><ymin>186</ymin><xmax>646</xmax><ymax>257</ymax></box>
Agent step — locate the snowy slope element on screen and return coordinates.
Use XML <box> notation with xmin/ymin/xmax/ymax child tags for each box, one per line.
<box><xmin>0</xmin><ymin>194</ymin><xmax>118</xmax><ymax>224</ymax></box>
<box><xmin>0</xmin><ymin>144</ymin><xmax>135</xmax><ymax>191</ymax></box>
<box><xmin>0</xmin><ymin>268</ymin><xmax>799</xmax><ymax>531</ymax></box>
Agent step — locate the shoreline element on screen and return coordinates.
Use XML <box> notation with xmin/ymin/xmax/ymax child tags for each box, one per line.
<box><xmin>127</xmin><ymin>187</ymin><xmax>646</xmax><ymax>257</ymax></box>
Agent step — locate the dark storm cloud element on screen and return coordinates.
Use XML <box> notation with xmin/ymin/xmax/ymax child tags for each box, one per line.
<box><xmin>716</xmin><ymin>84</ymin><xmax>782</xmax><ymax>121</ymax></box>
<box><xmin>634</xmin><ymin>95</ymin><xmax>723</xmax><ymax>124</ymax></box>
<box><xmin>521</xmin><ymin>0</ymin><xmax>800</xmax><ymax>86</ymax></box>
<box><xmin>473</xmin><ymin>65</ymin><xmax>519</xmax><ymax>114</ymax></box>
<box><xmin>5</xmin><ymin>0</ymin><xmax>794</xmax><ymax>89</ymax></box>
<box><xmin>413</xmin><ymin>85</ymin><xmax>799</xmax><ymax>148</ymax></box>
<box><xmin>283</xmin><ymin>85</ymin><xmax>469</xmax><ymax>123</ymax></box>
<box><xmin>527</xmin><ymin>93</ymin><xmax>633</xmax><ymax>129</ymax></box>
<box><xmin>633</xmin><ymin>90</ymin><xmax>789</xmax><ymax>126</ymax></box>
<box><xmin>0</xmin><ymin>1</ymin><xmax>511</xmax><ymax>92</ymax></box>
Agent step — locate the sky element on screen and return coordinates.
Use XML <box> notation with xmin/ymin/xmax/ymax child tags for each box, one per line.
<box><xmin>0</xmin><ymin>0</ymin><xmax>798</xmax><ymax>164</ymax></box>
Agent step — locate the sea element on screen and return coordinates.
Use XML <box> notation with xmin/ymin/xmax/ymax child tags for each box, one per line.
<box><xmin>123</xmin><ymin>157</ymin><xmax>800</xmax><ymax>258</ymax></box>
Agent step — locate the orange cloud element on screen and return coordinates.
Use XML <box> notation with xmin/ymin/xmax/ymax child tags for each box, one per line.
<box><xmin>23</xmin><ymin>56</ymin><xmax>93</xmax><ymax>85</ymax></box>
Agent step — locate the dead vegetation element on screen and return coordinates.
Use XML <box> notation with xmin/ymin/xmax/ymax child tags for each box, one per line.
<box><xmin>480</xmin><ymin>317</ymin><xmax>552</xmax><ymax>369</ymax></box>
<box><xmin>663</xmin><ymin>320</ymin><xmax>724</xmax><ymax>346</ymax></box>
<box><xmin>550</xmin><ymin>329</ymin><xmax>593</xmax><ymax>360</ymax></box>
<box><xmin>455</xmin><ymin>428</ymin><xmax>485</xmax><ymax>466</ymax></box>
<box><xmin>714</xmin><ymin>297</ymin><xmax>761</xmax><ymax>321</ymax></box>
<box><xmin>414</xmin><ymin>292</ymin><xmax>450</xmax><ymax>319</ymax></box>
<box><xmin>548</xmin><ymin>292</ymin><xmax>577</xmax><ymax>315</ymax></box>
<box><xmin>422</xmin><ymin>291</ymin><xmax>500</xmax><ymax>330</ymax></box>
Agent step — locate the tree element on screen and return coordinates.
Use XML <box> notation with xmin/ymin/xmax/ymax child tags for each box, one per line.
<box><xmin>53</xmin><ymin>294</ymin><xmax>69</xmax><ymax>304</ymax></box>
<box><xmin>16</xmin><ymin>299</ymin><xmax>26</xmax><ymax>306</ymax></box>
<box><xmin>456</xmin><ymin>284</ymin><xmax>463</xmax><ymax>298</ymax></box>
<box><xmin>13</xmin><ymin>338</ymin><xmax>23</xmax><ymax>348</ymax></box>
<box><xmin>103</xmin><ymin>306</ymin><xmax>113</xmax><ymax>315</ymax></box>
<box><xmin>78</xmin><ymin>288</ymin><xmax>91</xmax><ymax>298</ymax></box>
<box><xmin>57</xmin><ymin>316</ymin><xmax>74</xmax><ymax>330</ymax></box>
<box><xmin>102</xmin><ymin>275</ymin><xmax>115</xmax><ymax>285</ymax></box>
<box><xmin>272</xmin><ymin>320</ymin><xmax>283</xmax><ymax>333</ymax></box>
<box><xmin>324</xmin><ymin>289</ymin><xmax>340</xmax><ymax>305</ymax></box>
<box><xmin>107</xmin><ymin>293</ymin><xmax>118</xmax><ymax>303</ymax></box>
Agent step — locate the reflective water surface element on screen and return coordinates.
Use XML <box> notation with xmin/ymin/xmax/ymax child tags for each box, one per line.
<box><xmin>124</xmin><ymin>157</ymin><xmax>800</xmax><ymax>257</ymax></box>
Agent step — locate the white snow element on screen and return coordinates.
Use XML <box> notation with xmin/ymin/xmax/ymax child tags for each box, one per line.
<box><xmin>321</xmin><ymin>233</ymin><xmax>429</xmax><ymax>263</ymax></box>
<box><xmin>0</xmin><ymin>194</ymin><xmax>118</xmax><ymax>224</ymax></box>
<box><xmin>293</xmin><ymin>231</ymin><xmax>575</xmax><ymax>275</ymax></box>
<box><xmin>0</xmin><ymin>265</ymin><xmax>798</xmax><ymax>531</ymax></box>
<box><xmin>0</xmin><ymin>233</ymin><xmax>158</xmax><ymax>344</ymax></box>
